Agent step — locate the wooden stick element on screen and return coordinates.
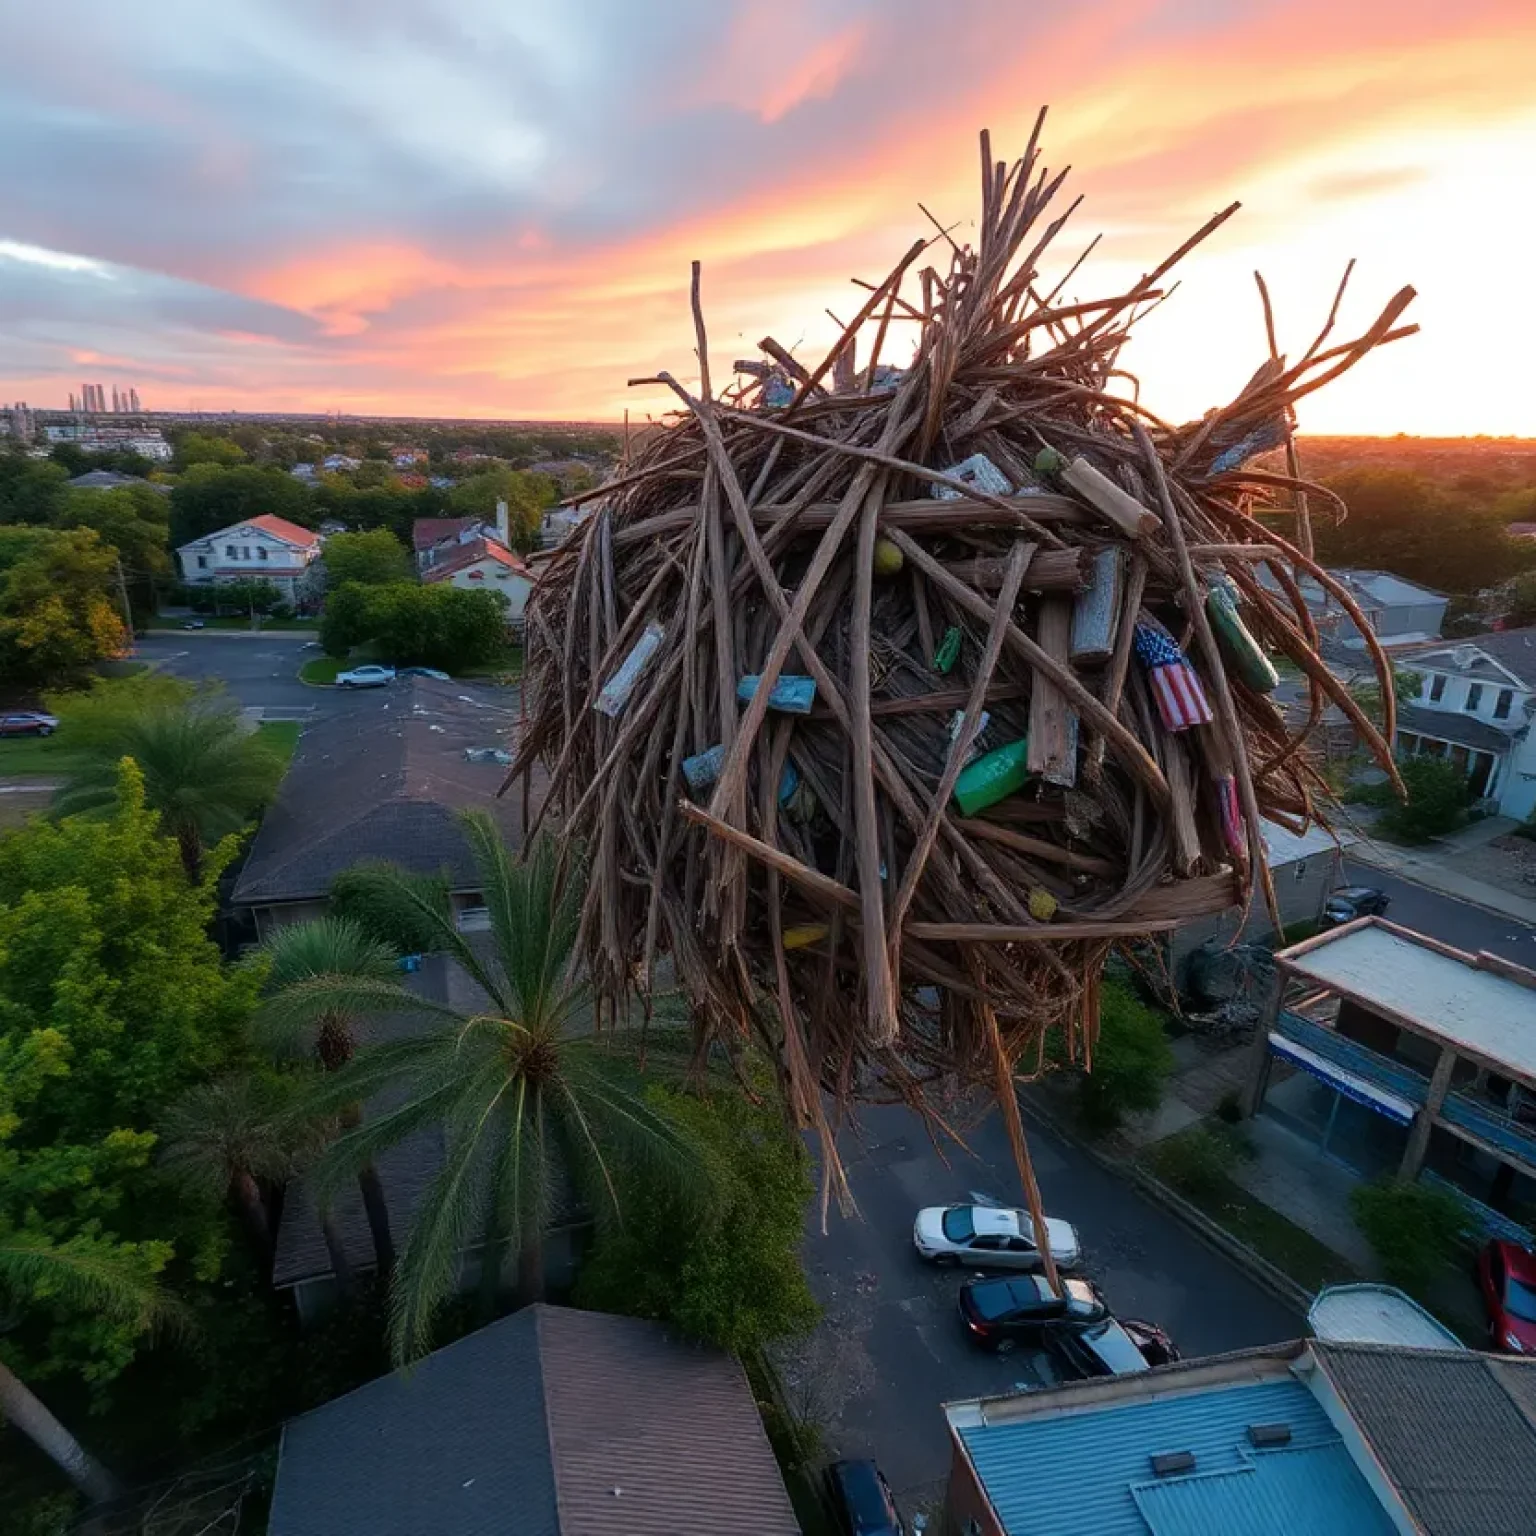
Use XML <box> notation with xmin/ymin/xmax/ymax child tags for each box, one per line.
<box><xmin>907</xmin><ymin>919</ymin><xmax>1178</xmax><ymax>941</ymax></box>
<box><xmin>1028</xmin><ymin>596</ymin><xmax>1078</xmax><ymax>787</ymax></box>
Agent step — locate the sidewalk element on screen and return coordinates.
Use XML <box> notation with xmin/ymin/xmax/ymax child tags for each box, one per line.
<box><xmin>1349</xmin><ymin>829</ymin><xmax>1536</xmax><ymax>925</ymax></box>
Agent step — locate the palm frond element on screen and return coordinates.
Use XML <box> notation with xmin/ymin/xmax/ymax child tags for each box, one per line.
<box><xmin>0</xmin><ymin>1231</ymin><xmax>185</xmax><ymax>1337</ymax></box>
<box><xmin>254</xmin><ymin>972</ymin><xmax>459</xmax><ymax>1057</ymax></box>
<box><xmin>158</xmin><ymin>1074</ymin><xmax>300</xmax><ymax>1194</ymax></box>
<box><xmin>305</xmin><ymin>1073</ymin><xmax>467</xmax><ymax>1207</ymax></box>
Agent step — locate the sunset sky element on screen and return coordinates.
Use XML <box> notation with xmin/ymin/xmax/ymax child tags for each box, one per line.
<box><xmin>2</xmin><ymin>0</ymin><xmax>1533</xmax><ymax>434</ymax></box>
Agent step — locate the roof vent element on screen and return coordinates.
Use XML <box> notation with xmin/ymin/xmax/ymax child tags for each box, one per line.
<box><xmin>1452</xmin><ymin>645</ymin><xmax>1479</xmax><ymax>670</ymax></box>
<box><xmin>1149</xmin><ymin>1451</ymin><xmax>1197</xmax><ymax>1477</ymax></box>
<box><xmin>1247</xmin><ymin>1422</ymin><xmax>1292</xmax><ymax>1447</ymax></box>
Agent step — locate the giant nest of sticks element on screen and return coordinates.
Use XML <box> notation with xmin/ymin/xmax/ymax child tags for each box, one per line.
<box><xmin>505</xmin><ymin>117</ymin><xmax>1412</xmax><ymax>1224</ymax></box>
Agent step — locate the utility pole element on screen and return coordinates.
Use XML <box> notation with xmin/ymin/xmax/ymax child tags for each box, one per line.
<box><xmin>114</xmin><ymin>557</ymin><xmax>134</xmax><ymax>635</ymax></box>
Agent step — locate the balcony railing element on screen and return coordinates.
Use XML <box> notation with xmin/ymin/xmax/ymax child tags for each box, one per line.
<box><xmin>1440</xmin><ymin>1091</ymin><xmax>1536</xmax><ymax>1171</ymax></box>
<box><xmin>1275</xmin><ymin>1012</ymin><xmax>1430</xmax><ymax>1106</ymax></box>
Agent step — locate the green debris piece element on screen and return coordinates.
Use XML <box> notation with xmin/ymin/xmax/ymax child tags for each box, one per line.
<box><xmin>934</xmin><ymin>625</ymin><xmax>963</xmax><ymax>675</ymax></box>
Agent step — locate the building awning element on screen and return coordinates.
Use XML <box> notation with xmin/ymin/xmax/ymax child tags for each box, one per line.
<box><xmin>1269</xmin><ymin>1031</ymin><xmax>1418</xmax><ymax>1126</ymax></box>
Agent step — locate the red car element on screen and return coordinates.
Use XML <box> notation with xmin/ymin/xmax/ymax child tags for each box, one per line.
<box><xmin>1477</xmin><ymin>1239</ymin><xmax>1536</xmax><ymax>1353</ymax></box>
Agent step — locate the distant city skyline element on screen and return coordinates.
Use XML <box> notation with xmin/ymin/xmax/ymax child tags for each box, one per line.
<box><xmin>2</xmin><ymin>2</ymin><xmax>1532</xmax><ymax>435</ymax></box>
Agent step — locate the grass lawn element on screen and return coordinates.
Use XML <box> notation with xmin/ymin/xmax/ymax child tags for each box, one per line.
<box><xmin>256</xmin><ymin>719</ymin><xmax>302</xmax><ymax>765</ymax></box>
<box><xmin>0</xmin><ymin>733</ymin><xmax>84</xmax><ymax>778</ymax></box>
<box><xmin>299</xmin><ymin>656</ymin><xmax>345</xmax><ymax>685</ymax></box>
<box><xmin>1144</xmin><ymin>1131</ymin><xmax>1360</xmax><ymax>1296</ymax></box>
<box><xmin>456</xmin><ymin>643</ymin><xmax>524</xmax><ymax>682</ymax></box>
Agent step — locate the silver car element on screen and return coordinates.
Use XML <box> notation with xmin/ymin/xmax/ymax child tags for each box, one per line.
<box><xmin>335</xmin><ymin>664</ymin><xmax>396</xmax><ymax>689</ymax></box>
<box><xmin>912</xmin><ymin>1203</ymin><xmax>1081</xmax><ymax>1270</ymax></box>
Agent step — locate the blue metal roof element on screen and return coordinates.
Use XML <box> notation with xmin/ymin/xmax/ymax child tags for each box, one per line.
<box><xmin>959</xmin><ymin>1378</ymin><xmax>1395</xmax><ymax>1536</ymax></box>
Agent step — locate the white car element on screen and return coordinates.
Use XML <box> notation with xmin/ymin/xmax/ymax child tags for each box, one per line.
<box><xmin>335</xmin><ymin>664</ymin><xmax>396</xmax><ymax>689</ymax></box>
<box><xmin>913</xmin><ymin>1204</ymin><xmax>1081</xmax><ymax>1271</ymax></box>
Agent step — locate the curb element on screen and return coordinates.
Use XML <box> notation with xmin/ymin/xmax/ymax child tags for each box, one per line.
<box><xmin>1020</xmin><ymin>1089</ymin><xmax>1314</xmax><ymax>1317</ymax></box>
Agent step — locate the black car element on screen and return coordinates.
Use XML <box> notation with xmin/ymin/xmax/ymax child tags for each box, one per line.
<box><xmin>959</xmin><ymin>1273</ymin><xmax>1108</xmax><ymax>1353</ymax></box>
<box><xmin>1323</xmin><ymin>885</ymin><xmax>1390</xmax><ymax>927</ymax></box>
<box><xmin>826</xmin><ymin>1458</ymin><xmax>903</xmax><ymax>1536</ymax></box>
<box><xmin>1045</xmin><ymin>1316</ymin><xmax>1180</xmax><ymax>1380</ymax></box>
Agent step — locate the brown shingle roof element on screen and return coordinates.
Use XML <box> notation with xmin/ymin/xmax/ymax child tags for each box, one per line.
<box><xmin>267</xmin><ymin>1305</ymin><xmax>799</xmax><ymax>1536</ymax></box>
<box><xmin>411</xmin><ymin>515</ymin><xmax>478</xmax><ymax>552</ymax></box>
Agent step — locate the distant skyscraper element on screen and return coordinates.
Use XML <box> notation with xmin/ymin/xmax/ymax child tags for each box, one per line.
<box><xmin>129</xmin><ymin>387</ymin><xmax>141</xmax><ymax>413</ymax></box>
<box><xmin>69</xmin><ymin>392</ymin><xmax>78</xmax><ymax>412</ymax></box>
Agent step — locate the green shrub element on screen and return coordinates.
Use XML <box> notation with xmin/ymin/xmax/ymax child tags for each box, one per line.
<box><xmin>1350</xmin><ymin>1179</ymin><xmax>1469</xmax><ymax>1296</ymax></box>
<box><xmin>1076</xmin><ymin>981</ymin><xmax>1175</xmax><ymax>1132</ymax></box>
<box><xmin>1376</xmin><ymin>755</ymin><xmax>1472</xmax><ymax>843</ymax></box>
<box><xmin>1215</xmin><ymin>1090</ymin><xmax>1244</xmax><ymax>1124</ymax></box>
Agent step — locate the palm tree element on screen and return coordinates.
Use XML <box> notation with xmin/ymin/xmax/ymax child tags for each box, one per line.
<box><xmin>52</xmin><ymin>698</ymin><xmax>284</xmax><ymax>880</ymax></box>
<box><xmin>256</xmin><ymin>918</ymin><xmax>402</xmax><ymax>1273</ymax></box>
<box><xmin>0</xmin><ymin>1233</ymin><xmax>176</xmax><ymax>1503</ymax></box>
<box><xmin>157</xmin><ymin>1074</ymin><xmax>302</xmax><ymax>1269</ymax></box>
<box><xmin>261</xmin><ymin>819</ymin><xmax>706</xmax><ymax>1364</ymax></box>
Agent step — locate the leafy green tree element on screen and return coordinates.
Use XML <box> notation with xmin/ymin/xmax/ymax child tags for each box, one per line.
<box><xmin>576</xmin><ymin>1077</ymin><xmax>818</xmax><ymax>1353</ymax></box>
<box><xmin>448</xmin><ymin>468</ymin><xmax>556</xmax><ymax>550</ymax></box>
<box><xmin>50</xmin><ymin>693</ymin><xmax>285</xmax><ymax>879</ymax></box>
<box><xmin>1076</xmin><ymin>980</ymin><xmax>1175</xmax><ymax>1132</ymax></box>
<box><xmin>214</xmin><ymin>576</ymin><xmax>285</xmax><ymax>617</ymax></box>
<box><xmin>0</xmin><ymin>525</ymin><xmax>127</xmax><ymax>687</ymax></box>
<box><xmin>56</xmin><ymin>484</ymin><xmax>172</xmax><ymax>624</ymax></box>
<box><xmin>318</xmin><ymin>581</ymin><xmax>507</xmax><ymax>671</ymax></box>
<box><xmin>172</xmin><ymin>432</ymin><xmax>246</xmax><ymax>471</ymax></box>
<box><xmin>0</xmin><ymin>763</ymin><xmax>258</xmax><ymax>1397</ymax></box>
<box><xmin>1347</xmin><ymin>666</ymin><xmax>1422</xmax><ymax>730</ymax></box>
<box><xmin>262</xmin><ymin>826</ymin><xmax>705</xmax><ymax>1363</ymax></box>
<box><xmin>1376</xmin><ymin>754</ymin><xmax>1473</xmax><ymax>843</ymax></box>
<box><xmin>0</xmin><ymin>455</ymin><xmax>70</xmax><ymax>525</ymax></box>
<box><xmin>0</xmin><ymin>1233</ymin><xmax>172</xmax><ymax>1501</ymax></box>
<box><xmin>256</xmin><ymin>919</ymin><xmax>402</xmax><ymax>1271</ymax></box>
<box><xmin>43</xmin><ymin>672</ymin><xmax>196</xmax><ymax>746</ymax></box>
<box><xmin>322</xmin><ymin>529</ymin><xmax>412</xmax><ymax>588</ymax></box>
<box><xmin>1505</xmin><ymin>571</ymin><xmax>1536</xmax><ymax>629</ymax></box>
<box><xmin>168</xmin><ymin>465</ymin><xmax>312</xmax><ymax>546</ymax></box>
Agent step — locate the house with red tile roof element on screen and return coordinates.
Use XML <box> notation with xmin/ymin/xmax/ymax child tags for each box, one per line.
<box><xmin>176</xmin><ymin>514</ymin><xmax>323</xmax><ymax>602</ymax></box>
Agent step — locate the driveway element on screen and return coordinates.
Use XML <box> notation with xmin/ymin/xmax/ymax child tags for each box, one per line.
<box><xmin>786</xmin><ymin>1096</ymin><xmax>1302</xmax><ymax>1507</ymax></box>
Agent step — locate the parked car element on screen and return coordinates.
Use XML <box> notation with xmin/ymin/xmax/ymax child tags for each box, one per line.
<box><xmin>959</xmin><ymin>1273</ymin><xmax>1108</xmax><ymax>1352</ymax></box>
<box><xmin>913</xmin><ymin>1204</ymin><xmax>1081</xmax><ymax>1271</ymax></box>
<box><xmin>0</xmin><ymin>712</ymin><xmax>59</xmax><ymax>738</ymax></box>
<box><xmin>181</xmin><ymin>617</ymin><xmax>206</xmax><ymax>630</ymax></box>
<box><xmin>825</xmin><ymin>1458</ymin><xmax>903</xmax><ymax>1536</ymax></box>
<box><xmin>334</xmin><ymin>664</ymin><xmax>396</xmax><ymax>689</ymax></box>
<box><xmin>397</xmin><ymin>666</ymin><xmax>450</xmax><ymax>681</ymax></box>
<box><xmin>1045</xmin><ymin>1316</ymin><xmax>1178</xmax><ymax>1379</ymax></box>
<box><xmin>1323</xmin><ymin>885</ymin><xmax>1390</xmax><ymax>927</ymax></box>
<box><xmin>1477</xmin><ymin>1239</ymin><xmax>1536</xmax><ymax>1353</ymax></box>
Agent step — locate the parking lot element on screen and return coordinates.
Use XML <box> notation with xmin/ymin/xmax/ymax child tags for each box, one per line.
<box><xmin>784</xmin><ymin>1095</ymin><xmax>1301</xmax><ymax>1508</ymax></box>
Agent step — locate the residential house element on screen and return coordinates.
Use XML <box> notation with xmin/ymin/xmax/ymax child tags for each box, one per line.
<box><xmin>230</xmin><ymin>677</ymin><xmax>542</xmax><ymax>937</ymax></box>
<box><xmin>943</xmin><ymin>1337</ymin><xmax>1536</xmax><ymax>1536</ymax></box>
<box><xmin>1260</xmin><ymin>565</ymin><xmax>1448</xmax><ymax>658</ymax></box>
<box><xmin>1508</xmin><ymin>522</ymin><xmax>1536</xmax><ymax>542</ymax></box>
<box><xmin>1392</xmin><ymin>626</ymin><xmax>1536</xmax><ymax>815</ymax></box>
<box><xmin>391</xmin><ymin>448</ymin><xmax>426</xmax><ymax>467</ymax></box>
<box><xmin>290</xmin><ymin>462</ymin><xmax>318</xmax><ymax>482</ymax></box>
<box><xmin>413</xmin><ymin>502</ymin><xmax>534</xmax><ymax>626</ymax></box>
<box><xmin>267</xmin><ymin>1305</ymin><xmax>800</xmax><ymax>1536</ymax></box>
<box><xmin>321</xmin><ymin>453</ymin><xmax>361</xmax><ymax>472</ymax></box>
<box><xmin>175</xmin><ymin>514</ymin><xmax>322</xmax><ymax>602</ymax></box>
<box><xmin>395</xmin><ymin>470</ymin><xmax>428</xmax><ymax>489</ymax></box>
<box><xmin>1245</xmin><ymin>918</ymin><xmax>1536</xmax><ymax>1222</ymax></box>
<box><xmin>411</xmin><ymin>514</ymin><xmax>482</xmax><ymax>569</ymax></box>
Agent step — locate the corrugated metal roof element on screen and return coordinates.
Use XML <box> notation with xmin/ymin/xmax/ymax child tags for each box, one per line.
<box><xmin>1315</xmin><ymin>1342</ymin><xmax>1536</xmax><ymax>1536</ymax></box>
<box><xmin>959</xmin><ymin>1378</ymin><xmax>1364</xmax><ymax>1535</ymax></box>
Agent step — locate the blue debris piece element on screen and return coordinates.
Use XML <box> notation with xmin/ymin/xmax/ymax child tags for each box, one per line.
<box><xmin>736</xmin><ymin>674</ymin><xmax>817</xmax><ymax>715</ymax></box>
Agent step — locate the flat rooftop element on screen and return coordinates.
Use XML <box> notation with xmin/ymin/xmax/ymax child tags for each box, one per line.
<box><xmin>1279</xmin><ymin>919</ymin><xmax>1536</xmax><ymax>1081</ymax></box>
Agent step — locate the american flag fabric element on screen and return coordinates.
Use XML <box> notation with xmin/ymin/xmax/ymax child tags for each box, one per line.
<box><xmin>1134</xmin><ymin>620</ymin><xmax>1213</xmax><ymax>732</ymax></box>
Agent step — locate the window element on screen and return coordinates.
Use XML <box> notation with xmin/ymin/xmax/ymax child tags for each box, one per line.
<box><xmin>241</xmin><ymin>546</ymin><xmax>251</xmax><ymax>559</ymax></box>
<box><xmin>1467</xmin><ymin>684</ymin><xmax>1484</xmax><ymax>713</ymax></box>
<box><xmin>942</xmin><ymin>1208</ymin><xmax>977</xmax><ymax>1242</ymax></box>
<box><xmin>196</xmin><ymin>555</ymin><xmax>208</xmax><ymax>569</ymax></box>
<box><xmin>1430</xmin><ymin>674</ymin><xmax>1446</xmax><ymax>703</ymax></box>
<box><xmin>225</xmin><ymin>544</ymin><xmax>237</xmax><ymax>558</ymax></box>
<box><xmin>1496</xmin><ymin>689</ymin><xmax>1514</xmax><ymax>720</ymax></box>
<box><xmin>1294</xmin><ymin>858</ymin><xmax>1309</xmax><ymax>883</ymax></box>
<box><xmin>968</xmin><ymin>1234</ymin><xmax>1006</xmax><ymax>1252</ymax></box>
<box><xmin>258</xmin><ymin>546</ymin><xmax>268</xmax><ymax>560</ymax></box>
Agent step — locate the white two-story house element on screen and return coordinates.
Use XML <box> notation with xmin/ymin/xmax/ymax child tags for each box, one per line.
<box><xmin>176</xmin><ymin>515</ymin><xmax>323</xmax><ymax>603</ymax></box>
<box><xmin>1394</xmin><ymin>627</ymin><xmax>1536</xmax><ymax>818</ymax></box>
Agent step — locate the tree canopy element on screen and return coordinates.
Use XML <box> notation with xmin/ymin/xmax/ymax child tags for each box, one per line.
<box><xmin>0</xmin><ymin>454</ymin><xmax>70</xmax><ymax>526</ymax></box>
<box><xmin>320</xmin><ymin>580</ymin><xmax>508</xmax><ymax>671</ymax></box>
<box><xmin>0</xmin><ymin>525</ymin><xmax>127</xmax><ymax>687</ymax></box>
<box><xmin>322</xmin><ymin>529</ymin><xmax>413</xmax><ymax>588</ymax></box>
<box><xmin>172</xmin><ymin>432</ymin><xmax>247</xmax><ymax>471</ymax></box>
<box><xmin>168</xmin><ymin>465</ymin><xmax>313</xmax><ymax>547</ymax></box>
<box><xmin>447</xmin><ymin>468</ymin><xmax>556</xmax><ymax>550</ymax></box>
<box><xmin>0</xmin><ymin>762</ymin><xmax>260</xmax><ymax>1386</ymax></box>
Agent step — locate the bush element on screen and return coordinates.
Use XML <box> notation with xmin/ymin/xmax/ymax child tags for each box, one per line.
<box><xmin>1076</xmin><ymin>980</ymin><xmax>1175</xmax><ymax>1132</ymax></box>
<box><xmin>1350</xmin><ymin>1179</ymin><xmax>1469</xmax><ymax>1296</ymax></box>
<box><xmin>319</xmin><ymin>580</ymin><xmax>508</xmax><ymax>671</ymax></box>
<box><xmin>1376</xmin><ymin>755</ymin><xmax>1472</xmax><ymax>843</ymax></box>
<box><xmin>1153</xmin><ymin>1125</ymin><xmax>1254</xmax><ymax>1201</ymax></box>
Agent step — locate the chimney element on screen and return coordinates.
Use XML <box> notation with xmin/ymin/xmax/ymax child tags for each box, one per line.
<box><xmin>495</xmin><ymin>498</ymin><xmax>510</xmax><ymax>548</ymax></box>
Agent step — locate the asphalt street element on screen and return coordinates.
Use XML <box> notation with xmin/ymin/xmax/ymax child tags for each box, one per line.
<box><xmin>135</xmin><ymin>632</ymin><xmax>336</xmax><ymax>714</ymax></box>
<box><xmin>1341</xmin><ymin>856</ymin><xmax>1536</xmax><ymax>963</ymax></box>
<box><xmin>790</xmin><ymin>1098</ymin><xmax>1303</xmax><ymax>1502</ymax></box>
